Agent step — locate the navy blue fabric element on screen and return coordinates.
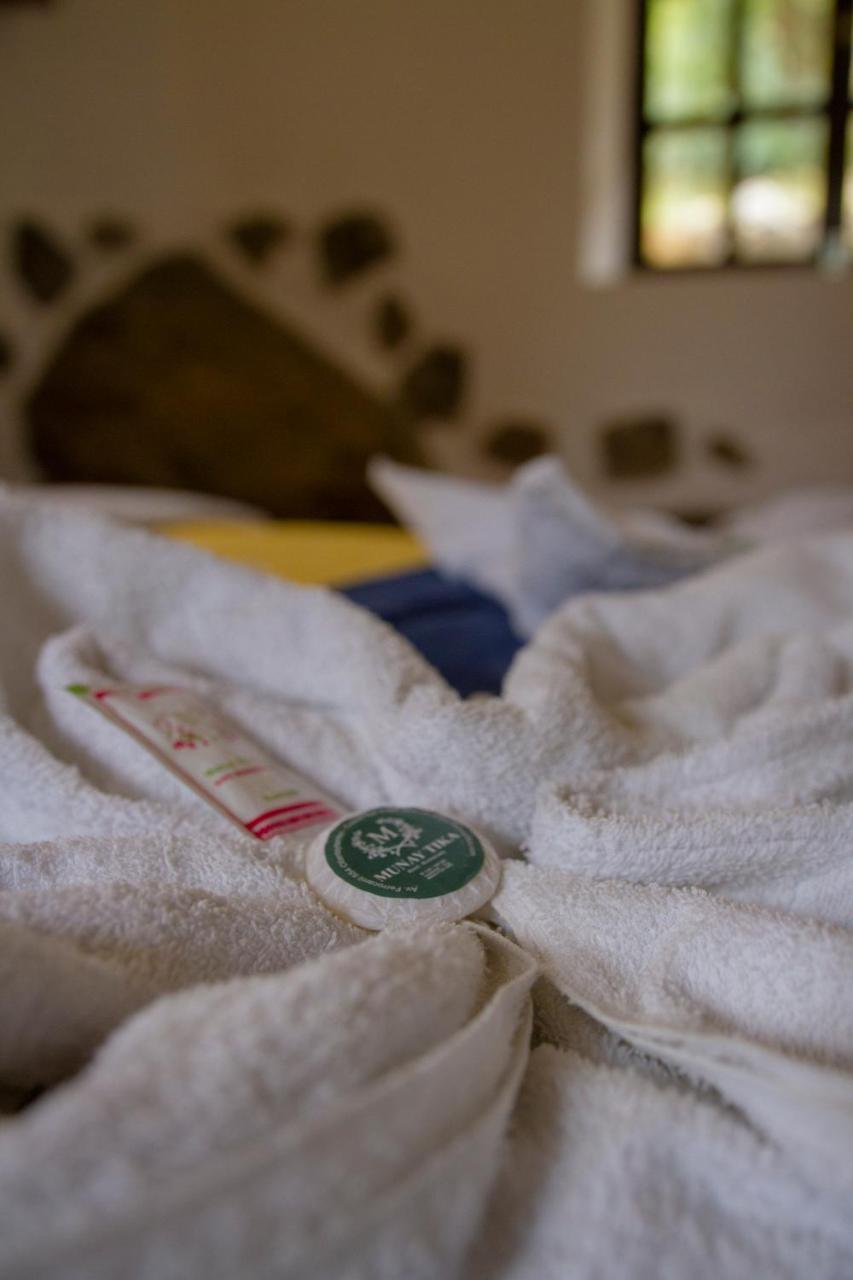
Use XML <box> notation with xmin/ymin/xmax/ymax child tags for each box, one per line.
<box><xmin>341</xmin><ymin>568</ymin><xmax>522</xmax><ymax>697</ymax></box>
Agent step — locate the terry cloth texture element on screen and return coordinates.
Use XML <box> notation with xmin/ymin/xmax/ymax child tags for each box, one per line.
<box><xmin>0</xmin><ymin>488</ymin><xmax>852</xmax><ymax>1277</ymax></box>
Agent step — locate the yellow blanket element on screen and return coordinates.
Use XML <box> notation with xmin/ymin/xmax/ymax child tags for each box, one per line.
<box><xmin>161</xmin><ymin>520</ymin><xmax>428</xmax><ymax>587</ymax></box>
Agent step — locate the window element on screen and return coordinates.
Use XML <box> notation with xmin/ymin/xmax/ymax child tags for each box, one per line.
<box><xmin>634</xmin><ymin>0</ymin><xmax>853</xmax><ymax>269</ymax></box>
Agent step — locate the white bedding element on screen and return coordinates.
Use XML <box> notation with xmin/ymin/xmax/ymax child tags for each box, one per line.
<box><xmin>370</xmin><ymin>454</ymin><xmax>853</xmax><ymax>635</ymax></box>
<box><xmin>0</xmin><ymin>490</ymin><xmax>852</xmax><ymax>1278</ymax></box>
<box><xmin>4</xmin><ymin>482</ymin><xmax>266</xmax><ymax>526</ymax></box>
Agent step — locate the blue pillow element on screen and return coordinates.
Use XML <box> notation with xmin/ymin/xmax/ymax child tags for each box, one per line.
<box><xmin>342</xmin><ymin>569</ymin><xmax>522</xmax><ymax>697</ymax></box>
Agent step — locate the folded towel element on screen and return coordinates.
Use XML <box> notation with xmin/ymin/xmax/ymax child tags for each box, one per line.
<box><xmin>369</xmin><ymin>455</ymin><xmax>731</xmax><ymax>634</ymax></box>
<box><xmin>1</xmin><ymin>489</ymin><xmax>853</xmax><ymax>1277</ymax></box>
<box><xmin>370</xmin><ymin>456</ymin><xmax>853</xmax><ymax>637</ymax></box>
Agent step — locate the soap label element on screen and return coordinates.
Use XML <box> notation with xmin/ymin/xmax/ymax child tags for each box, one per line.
<box><xmin>324</xmin><ymin>807</ymin><xmax>485</xmax><ymax>899</ymax></box>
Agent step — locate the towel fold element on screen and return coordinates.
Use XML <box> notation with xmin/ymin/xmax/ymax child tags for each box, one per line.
<box><xmin>490</xmin><ymin>864</ymin><xmax>853</xmax><ymax>1189</ymax></box>
<box><xmin>369</xmin><ymin>455</ymin><xmax>731</xmax><ymax>634</ymax></box>
<box><xmin>0</xmin><ymin>923</ymin><xmax>536</xmax><ymax>1280</ymax></box>
<box><xmin>472</xmin><ymin>1044</ymin><xmax>852</xmax><ymax>1280</ymax></box>
<box><xmin>369</xmin><ymin>455</ymin><xmax>853</xmax><ymax>637</ymax></box>
<box><xmin>0</xmin><ymin>871</ymin><xmax>363</xmax><ymax>1090</ymax></box>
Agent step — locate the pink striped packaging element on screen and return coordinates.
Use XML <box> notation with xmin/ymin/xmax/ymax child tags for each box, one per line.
<box><xmin>67</xmin><ymin>683</ymin><xmax>342</xmax><ymax>840</ymax></box>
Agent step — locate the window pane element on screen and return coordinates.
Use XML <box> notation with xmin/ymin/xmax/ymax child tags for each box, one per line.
<box><xmin>645</xmin><ymin>0</ymin><xmax>735</xmax><ymax>122</ymax></box>
<box><xmin>741</xmin><ymin>0</ymin><xmax>835</xmax><ymax>109</ymax></box>
<box><xmin>642</xmin><ymin>128</ymin><xmax>729</xmax><ymax>266</ymax></box>
<box><xmin>732</xmin><ymin>118</ymin><xmax>827</xmax><ymax>260</ymax></box>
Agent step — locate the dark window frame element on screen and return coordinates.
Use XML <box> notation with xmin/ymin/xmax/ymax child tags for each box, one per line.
<box><xmin>632</xmin><ymin>0</ymin><xmax>853</xmax><ymax>271</ymax></box>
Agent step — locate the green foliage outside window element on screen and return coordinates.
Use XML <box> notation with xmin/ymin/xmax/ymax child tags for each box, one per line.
<box><xmin>637</xmin><ymin>0</ymin><xmax>852</xmax><ymax>268</ymax></box>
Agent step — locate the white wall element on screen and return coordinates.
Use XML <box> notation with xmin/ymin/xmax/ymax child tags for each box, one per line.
<box><xmin>1</xmin><ymin>0</ymin><xmax>850</xmax><ymax>508</ymax></box>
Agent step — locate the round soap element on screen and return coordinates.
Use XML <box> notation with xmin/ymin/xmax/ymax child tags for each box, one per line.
<box><xmin>305</xmin><ymin>806</ymin><xmax>502</xmax><ymax>931</ymax></box>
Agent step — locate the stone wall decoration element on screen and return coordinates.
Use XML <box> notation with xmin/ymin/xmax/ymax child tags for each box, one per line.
<box><xmin>226</xmin><ymin>214</ymin><xmax>290</xmax><ymax>267</ymax></box>
<box><xmin>27</xmin><ymin>254</ymin><xmax>423</xmax><ymax>520</ymax></box>
<box><xmin>373</xmin><ymin>295</ymin><xmax>410</xmax><ymax>351</ymax></box>
<box><xmin>399</xmin><ymin>345</ymin><xmax>466</xmax><ymax>420</ymax></box>
<box><xmin>601</xmin><ymin>414</ymin><xmax>679</xmax><ymax>480</ymax></box>
<box><xmin>87</xmin><ymin>217</ymin><xmax>137</xmax><ymax>253</ymax></box>
<box><xmin>706</xmin><ymin>432</ymin><xmax>753</xmax><ymax>469</ymax></box>
<box><xmin>13</xmin><ymin>220</ymin><xmax>73</xmax><ymax>303</ymax></box>
<box><xmin>8</xmin><ymin>204</ymin><xmax>559</xmax><ymax>516</ymax></box>
<box><xmin>318</xmin><ymin>212</ymin><xmax>394</xmax><ymax>286</ymax></box>
<box><xmin>484</xmin><ymin>420</ymin><xmax>549</xmax><ymax>465</ymax></box>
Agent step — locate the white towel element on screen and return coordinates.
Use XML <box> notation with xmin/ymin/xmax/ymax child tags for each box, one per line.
<box><xmin>0</xmin><ymin>922</ymin><xmax>537</xmax><ymax>1279</ymax></box>
<box><xmin>490</xmin><ymin>864</ymin><xmax>853</xmax><ymax>1186</ymax></box>
<box><xmin>0</xmin><ymin>843</ymin><xmax>363</xmax><ymax>1090</ymax></box>
<box><xmin>369</xmin><ymin>454</ymin><xmax>732</xmax><ymax>634</ymax></box>
<box><xmin>472</xmin><ymin>1043</ymin><xmax>852</xmax><ymax>1280</ymax></box>
<box><xmin>505</xmin><ymin>532</ymin><xmax>853</xmax><ymax>931</ymax></box>
<box><xmin>1</xmin><ymin>489</ymin><xmax>853</xmax><ymax>1277</ymax></box>
<box><xmin>370</xmin><ymin>455</ymin><xmax>853</xmax><ymax>637</ymax></box>
<box><xmin>6</xmin><ymin>482</ymin><xmax>267</xmax><ymax>526</ymax></box>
